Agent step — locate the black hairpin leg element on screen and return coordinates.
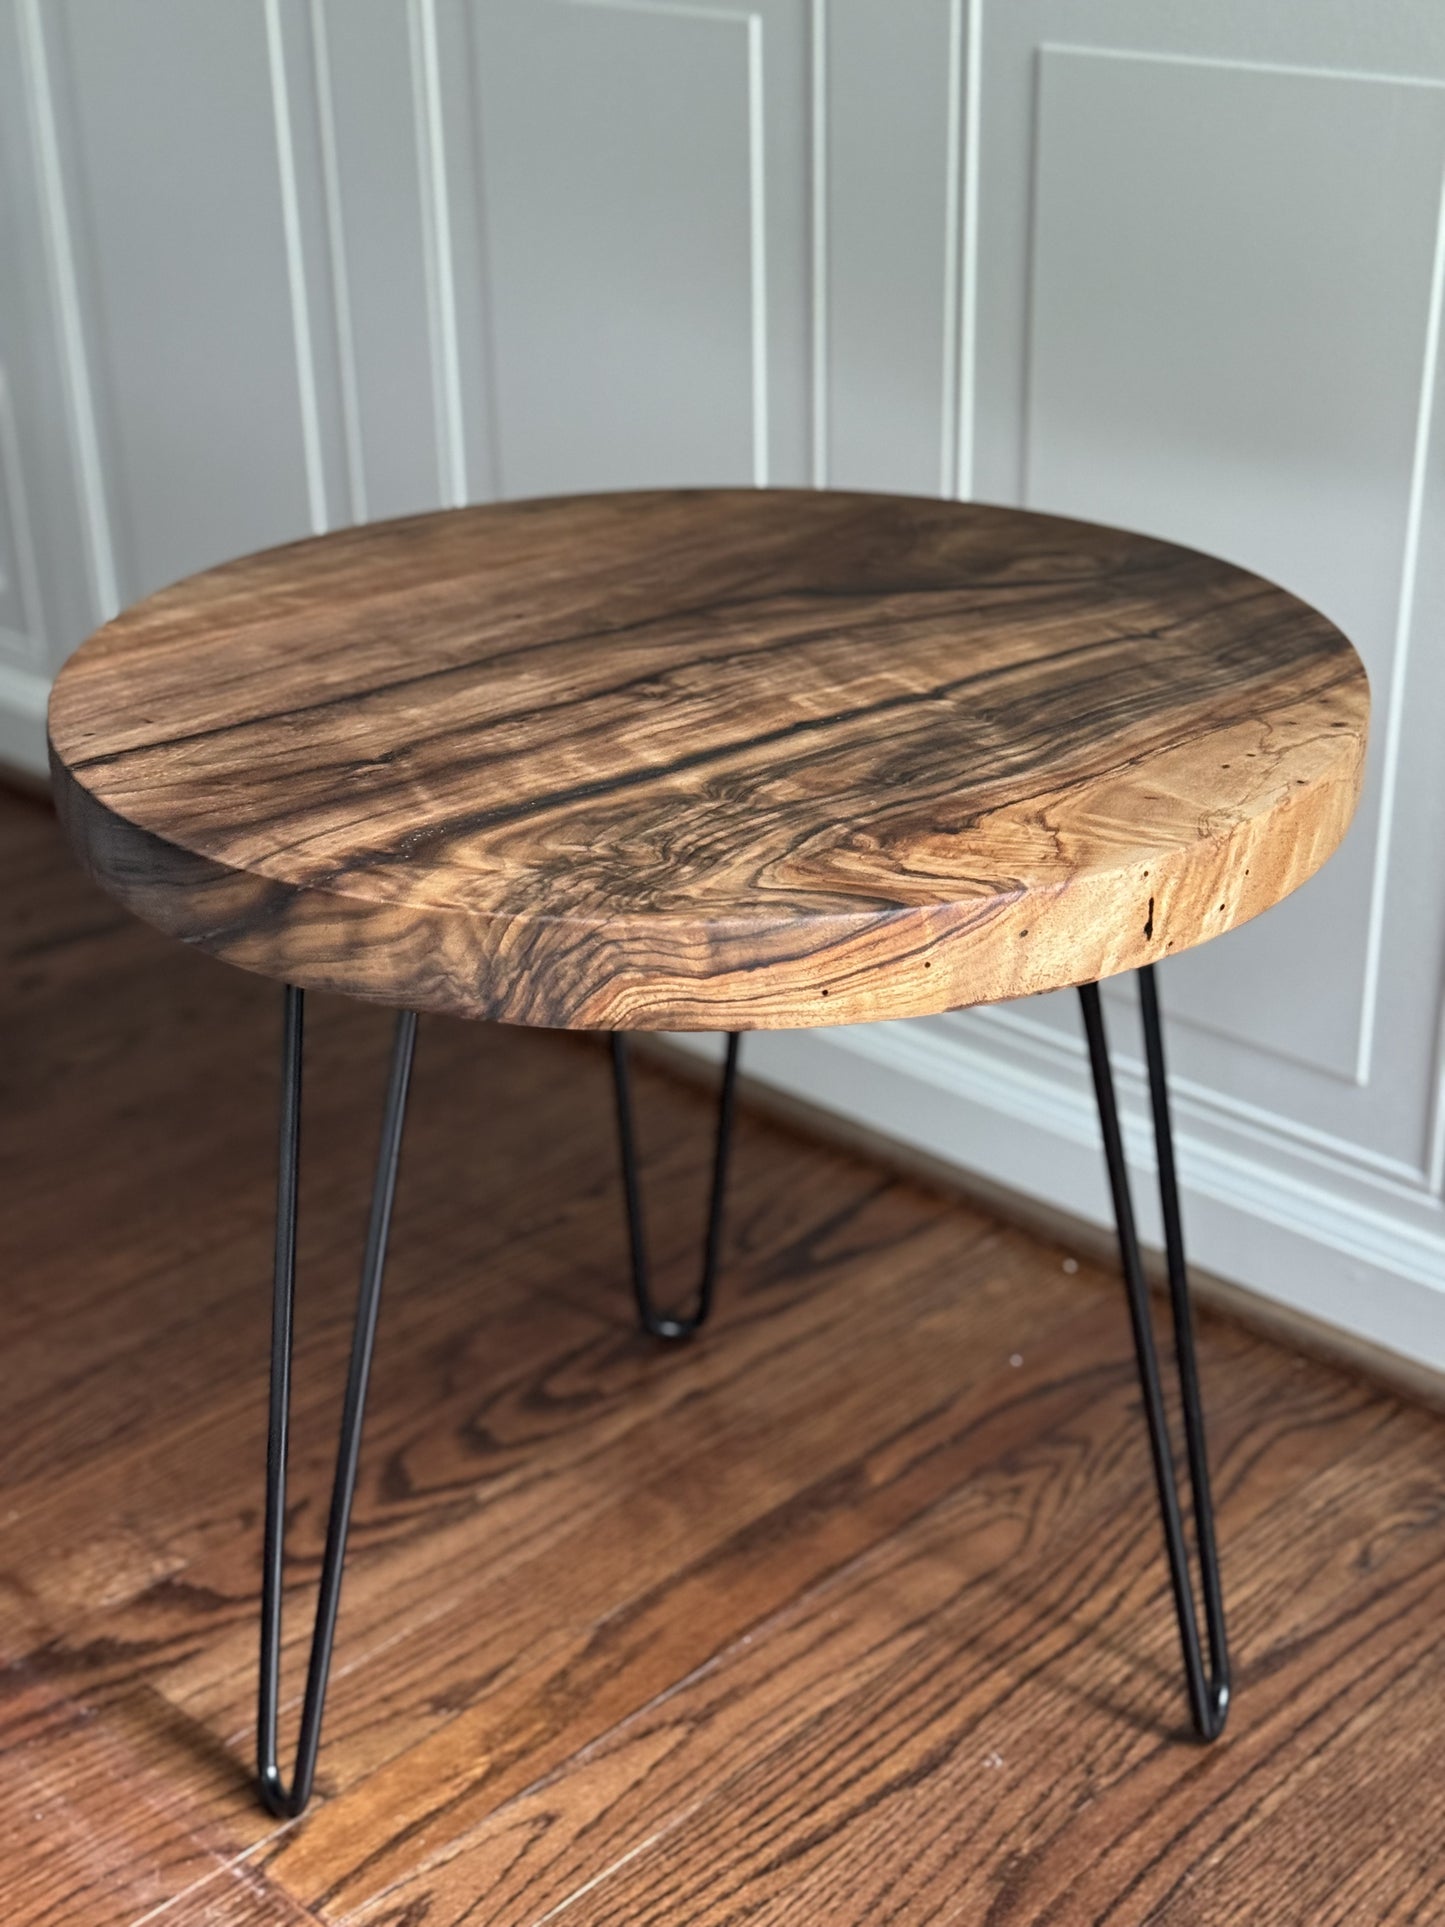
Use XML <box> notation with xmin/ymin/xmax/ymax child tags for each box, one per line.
<box><xmin>1078</xmin><ymin>967</ymin><xmax>1230</xmax><ymax>1740</ymax></box>
<box><xmin>610</xmin><ymin>1033</ymin><xmax>741</xmax><ymax>1340</ymax></box>
<box><xmin>258</xmin><ymin>986</ymin><xmax>418</xmax><ymax>1817</ymax></box>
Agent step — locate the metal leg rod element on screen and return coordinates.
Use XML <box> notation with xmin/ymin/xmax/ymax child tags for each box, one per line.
<box><xmin>1138</xmin><ymin>964</ymin><xmax>1230</xmax><ymax>1705</ymax></box>
<box><xmin>258</xmin><ymin>987</ymin><xmax>418</xmax><ymax>1817</ymax></box>
<box><xmin>610</xmin><ymin>1032</ymin><xmax>741</xmax><ymax>1340</ymax></box>
<box><xmin>1078</xmin><ymin>973</ymin><xmax>1230</xmax><ymax>1740</ymax></box>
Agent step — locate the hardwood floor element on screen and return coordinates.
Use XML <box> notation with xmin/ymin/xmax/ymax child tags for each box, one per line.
<box><xmin>2</xmin><ymin>785</ymin><xmax>1442</xmax><ymax>1925</ymax></box>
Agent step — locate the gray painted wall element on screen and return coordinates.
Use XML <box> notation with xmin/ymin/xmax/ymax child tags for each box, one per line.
<box><xmin>4</xmin><ymin>0</ymin><xmax>1445</xmax><ymax>1371</ymax></box>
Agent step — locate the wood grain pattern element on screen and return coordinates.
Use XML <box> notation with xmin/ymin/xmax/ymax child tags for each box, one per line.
<box><xmin>46</xmin><ymin>490</ymin><xmax>1369</xmax><ymax>1029</ymax></box>
<box><xmin>5</xmin><ymin>792</ymin><xmax>1445</xmax><ymax>1927</ymax></box>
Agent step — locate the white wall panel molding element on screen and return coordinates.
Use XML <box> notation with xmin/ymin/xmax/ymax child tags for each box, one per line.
<box><xmin>936</xmin><ymin>0</ymin><xmax>963</xmax><ymax>499</ymax></box>
<box><xmin>824</xmin><ymin>0</ymin><xmax>961</xmax><ymax>497</ymax></box>
<box><xmin>808</xmin><ymin>0</ymin><xmax>827</xmax><ymax>486</ymax></box>
<box><xmin>14</xmin><ymin>0</ymin><xmax>119</xmax><ymax>627</ymax></box>
<box><xmin>1355</xmin><ymin>150</ymin><xmax>1445</xmax><ymax>1087</ymax></box>
<box><xmin>0</xmin><ymin>364</ymin><xmax>46</xmax><ymax>662</ymax></box>
<box><xmin>432</xmin><ymin>0</ymin><xmax>504</xmax><ymax>502</ymax></box>
<box><xmin>747</xmin><ymin>9</ymin><xmax>770</xmax><ymax>486</ymax></box>
<box><xmin>307</xmin><ymin>0</ymin><xmax>367</xmax><ymax>525</ymax></box>
<box><xmin>304</xmin><ymin>0</ymin><xmax>489</xmax><ymax>521</ymax></box>
<box><xmin>941</xmin><ymin>0</ymin><xmax>980</xmax><ymax>499</ymax></box>
<box><xmin>264</xmin><ymin>0</ymin><xmax>331</xmax><ymax>536</ymax></box>
<box><xmin>253</xmin><ymin>0</ymin><xmax>368</xmax><ymax>540</ymax></box>
<box><xmin>409</xmin><ymin>0</ymin><xmax>470</xmax><ymax>506</ymax></box>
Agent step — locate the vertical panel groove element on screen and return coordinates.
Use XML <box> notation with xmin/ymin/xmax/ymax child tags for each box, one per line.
<box><xmin>939</xmin><ymin>0</ymin><xmax>963</xmax><ymax>497</ymax></box>
<box><xmin>455</xmin><ymin>0</ymin><xmax>502</xmax><ymax>501</ymax></box>
<box><xmin>1357</xmin><ymin>158</ymin><xmax>1445</xmax><ymax>1096</ymax></box>
<box><xmin>747</xmin><ymin>12</ymin><xmax>769</xmax><ymax>488</ymax></box>
<box><xmin>809</xmin><ymin>0</ymin><xmax>828</xmax><ymax>488</ymax></box>
<box><xmin>15</xmin><ymin>0</ymin><xmax>120</xmax><ymax>625</ymax></box>
<box><xmin>956</xmin><ymin>0</ymin><xmax>982</xmax><ymax>498</ymax></box>
<box><xmin>309</xmin><ymin>0</ymin><xmax>368</xmax><ymax>523</ymax></box>
<box><xmin>1404</xmin><ymin>168</ymin><xmax>1445</xmax><ymax>1190</ymax></box>
<box><xmin>264</xmin><ymin>0</ymin><xmax>330</xmax><ymax>536</ymax></box>
<box><xmin>409</xmin><ymin>0</ymin><xmax>468</xmax><ymax>507</ymax></box>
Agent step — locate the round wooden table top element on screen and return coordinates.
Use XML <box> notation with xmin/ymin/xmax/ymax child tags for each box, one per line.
<box><xmin>48</xmin><ymin>489</ymin><xmax>1369</xmax><ymax>1031</ymax></box>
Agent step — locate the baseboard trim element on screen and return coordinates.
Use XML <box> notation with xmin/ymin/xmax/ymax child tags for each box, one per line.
<box><xmin>638</xmin><ymin>1033</ymin><xmax>1445</xmax><ymax>1413</ymax></box>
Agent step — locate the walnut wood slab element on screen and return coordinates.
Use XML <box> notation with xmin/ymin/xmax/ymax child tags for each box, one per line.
<box><xmin>47</xmin><ymin>490</ymin><xmax>1369</xmax><ymax>1031</ymax></box>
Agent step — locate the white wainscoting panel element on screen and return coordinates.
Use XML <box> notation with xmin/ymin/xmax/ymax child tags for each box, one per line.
<box><xmin>308</xmin><ymin>0</ymin><xmax>452</xmax><ymax>522</ymax></box>
<box><xmin>471</xmin><ymin>0</ymin><xmax>811</xmax><ymax>496</ymax></box>
<box><xmin>2</xmin><ymin>0</ymin><xmax>112</xmax><ymax>669</ymax></box>
<box><xmin>49</xmin><ymin>0</ymin><xmax>327</xmax><ymax>598</ymax></box>
<box><xmin>824</xmin><ymin>0</ymin><xmax>960</xmax><ymax>496</ymax></box>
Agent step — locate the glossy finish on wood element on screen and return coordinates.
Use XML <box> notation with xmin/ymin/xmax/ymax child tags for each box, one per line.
<box><xmin>47</xmin><ymin>491</ymin><xmax>1368</xmax><ymax>1029</ymax></box>
<box><xmin>3</xmin><ymin>792</ymin><xmax>1443</xmax><ymax>1926</ymax></box>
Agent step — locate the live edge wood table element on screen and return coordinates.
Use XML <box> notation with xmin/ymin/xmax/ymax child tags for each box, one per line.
<box><xmin>46</xmin><ymin>488</ymin><xmax>1369</xmax><ymax>1820</ymax></box>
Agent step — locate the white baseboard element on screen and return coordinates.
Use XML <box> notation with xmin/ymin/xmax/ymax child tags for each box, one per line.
<box><xmin>0</xmin><ymin>656</ymin><xmax>50</xmax><ymax>778</ymax></box>
<box><xmin>668</xmin><ymin>1012</ymin><xmax>1445</xmax><ymax>1379</ymax></box>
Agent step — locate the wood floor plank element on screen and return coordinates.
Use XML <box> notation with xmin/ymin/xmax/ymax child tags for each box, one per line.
<box><xmin>260</xmin><ymin>1319</ymin><xmax>1395</xmax><ymax>1917</ymax></box>
<box><xmin>146</xmin><ymin>1862</ymin><xmax>326</xmax><ymax>1927</ymax></box>
<box><xmin>341</xmin><ymin>1389</ymin><xmax>1442</xmax><ymax>1927</ymax></box>
<box><xmin>0</xmin><ymin>1664</ymin><xmax>246</xmax><ymax>1927</ymax></box>
<box><xmin>54</xmin><ymin>1180</ymin><xmax>1045</xmax><ymax>1881</ymax></box>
